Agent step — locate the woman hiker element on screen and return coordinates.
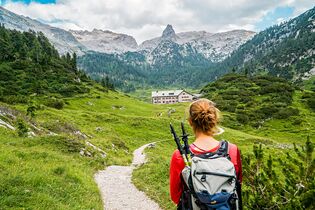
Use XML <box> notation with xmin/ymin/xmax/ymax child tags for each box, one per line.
<box><xmin>169</xmin><ymin>99</ymin><xmax>242</xmax><ymax>210</ymax></box>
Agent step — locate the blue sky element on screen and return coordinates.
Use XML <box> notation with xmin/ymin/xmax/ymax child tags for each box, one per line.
<box><xmin>255</xmin><ymin>6</ymin><xmax>294</xmax><ymax>30</ymax></box>
<box><xmin>1</xmin><ymin>0</ymin><xmax>314</xmax><ymax>42</ymax></box>
<box><xmin>1</xmin><ymin>0</ymin><xmax>56</xmax><ymax>5</ymax></box>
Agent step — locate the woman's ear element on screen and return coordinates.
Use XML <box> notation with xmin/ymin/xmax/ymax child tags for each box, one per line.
<box><xmin>188</xmin><ymin>118</ymin><xmax>193</xmax><ymax>127</ymax></box>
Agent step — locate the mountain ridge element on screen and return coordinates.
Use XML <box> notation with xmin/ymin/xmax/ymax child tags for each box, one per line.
<box><xmin>70</xmin><ymin>29</ymin><xmax>138</xmax><ymax>54</ymax></box>
<box><xmin>219</xmin><ymin>6</ymin><xmax>315</xmax><ymax>80</ymax></box>
<box><xmin>138</xmin><ymin>25</ymin><xmax>255</xmax><ymax>62</ymax></box>
<box><xmin>0</xmin><ymin>6</ymin><xmax>86</xmax><ymax>55</ymax></box>
<box><xmin>0</xmin><ymin>6</ymin><xmax>255</xmax><ymax>59</ymax></box>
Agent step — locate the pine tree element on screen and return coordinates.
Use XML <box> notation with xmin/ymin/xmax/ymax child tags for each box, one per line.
<box><xmin>72</xmin><ymin>52</ymin><xmax>77</xmax><ymax>71</ymax></box>
<box><xmin>244</xmin><ymin>67</ymin><xmax>249</xmax><ymax>77</ymax></box>
<box><xmin>243</xmin><ymin>138</ymin><xmax>314</xmax><ymax>209</ymax></box>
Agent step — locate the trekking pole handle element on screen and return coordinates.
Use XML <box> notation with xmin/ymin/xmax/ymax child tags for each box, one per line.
<box><xmin>170</xmin><ymin>123</ymin><xmax>190</xmax><ymax>166</ymax></box>
<box><xmin>181</xmin><ymin>122</ymin><xmax>192</xmax><ymax>163</ymax></box>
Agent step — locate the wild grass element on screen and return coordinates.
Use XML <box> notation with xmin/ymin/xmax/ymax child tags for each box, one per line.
<box><xmin>0</xmin><ymin>128</ymin><xmax>103</xmax><ymax>210</ymax></box>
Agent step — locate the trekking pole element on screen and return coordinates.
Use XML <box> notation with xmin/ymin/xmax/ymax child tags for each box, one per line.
<box><xmin>170</xmin><ymin>123</ymin><xmax>190</xmax><ymax>166</ymax></box>
<box><xmin>181</xmin><ymin>122</ymin><xmax>191</xmax><ymax>163</ymax></box>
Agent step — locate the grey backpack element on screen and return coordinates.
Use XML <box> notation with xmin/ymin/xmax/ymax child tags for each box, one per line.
<box><xmin>181</xmin><ymin>141</ymin><xmax>238</xmax><ymax>210</ymax></box>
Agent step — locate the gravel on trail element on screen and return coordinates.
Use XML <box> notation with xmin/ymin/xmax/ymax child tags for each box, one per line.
<box><xmin>94</xmin><ymin>143</ymin><xmax>162</xmax><ymax>210</ymax></box>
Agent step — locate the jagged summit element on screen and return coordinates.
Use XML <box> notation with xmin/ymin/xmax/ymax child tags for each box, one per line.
<box><xmin>139</xmin><ymin>25</ymin><xmax>255</xmax><ymax>62</ymax></box>
<box><xmin>162</xmin><ymin>24</ymin><xmax>177</xmax><ymax>40</ymax></box>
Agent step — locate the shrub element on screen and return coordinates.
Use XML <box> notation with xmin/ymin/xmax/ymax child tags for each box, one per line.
<box><xmin>236</xmin><ymin>113</ymin><xmax>250</xmax><ymax>124</ymax></box>
<box><xmin>306</xmin><ymin>97</ymin><xmax>315</xmax><ymax>111</ymax></box>
<box><xmin>301</xmin><ymin>92</ymin><xmax>313</xmax><ymax>99</ymax></box>
<box><xmin>1</xmin><ymin>95</ymin><xmax>28</xmax><ymax>104</ymax></box>
<box><xmin>16</xmin><ymin>119</ymin><xmax>28</xmax><ymax>137</ymax></box>
<box><xmin>292</xmin><ymin>117</ymin><xmax>303</xmax><ymax>125</ymax></box>
<box><xmin>26</xmin><ymin>104</ymin><xmax>37</xmax><ymax>118</ymax></box>
<box><xmin>258</xmin><ymin>105</ymin><xmax>280</xmax><ymax>118</ymax></box>
<box><xmin>274</xmin><ymin>107</ymin><xmax>299</xmax><ymax>119</ymax></box>
<box><xmin>243</xmin><ymin>138</ymin><xmax>314</xmax><ymax>209</ymax></box>
<box><xmin>259</xmin><ymin>82</ymin><xmax>294</xmax><ymax>95</ymax></box>
<box><xmin>44</xmin><ymin>98</ymin><xmax>65</xmax><ymax>110</ymax></box>
<box><xmin>272</xmin><ymin>95</ymin><xmax>293</xmax><ymax>105</ymax></box>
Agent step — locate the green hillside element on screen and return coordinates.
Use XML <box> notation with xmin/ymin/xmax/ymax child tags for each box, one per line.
<box><xmin>77</xmin><ymin>50</ymin><xmax>215</xmax><ymax>91</ymax></box>
<box><xmin>0</xmin><ymin>25</ymin><xmax>91</xmax><ymax>104</ymax></box>
<box><xmin>200</xmin><ymin>73</ymin><xmax>315</xmax><ymax>141</ymax></box>
<box><xmin>0</xmin><ymin>90</ymin><xmax>189</xmax><ymax>209</ymax></box>
<box><xmin>219</xmin><ymin>6</ymin><xmax>315</xmax><ymax>80</ymax></box>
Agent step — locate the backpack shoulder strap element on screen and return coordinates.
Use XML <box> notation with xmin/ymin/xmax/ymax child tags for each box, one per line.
<box><xmin>217</xmin><ymin>140</ymin><xmax>229</xmax><ymax>157</ymax></box>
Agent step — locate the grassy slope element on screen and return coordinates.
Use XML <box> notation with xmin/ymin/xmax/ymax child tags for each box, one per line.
<box><xmin>132</xmin><ymin>90</ymin><xmax>315</xmax><ymax>209</ymax></box>
<box><xmin>1</xmin><ymin>86</ymin><xmax>314</xmax><ymax>209</ymax></box>
<box><xmin>239</xmin><ymin>91</ymin><xmax>315</xmax><ymax>143</ymax></box>
<box><xmin>0</xmin><ymin>128</ymin><xmax>103</xmax><ymax>210</ymax></box>
<box><xmin>303</xmin><ymin>75</ymin><xmax>315</xmax><ymax>91</ymax></box>
<box><xmin>0</xmin><ymin>89</ymin><xmax>189</xmax><ymax>209</ymax></box>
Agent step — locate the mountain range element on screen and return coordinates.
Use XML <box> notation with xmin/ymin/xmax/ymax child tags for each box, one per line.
<box><xmin>76</xmin><ymin>26</ymin><xmax>255</xmax><ymax>90</ymax></box>
<box><xmin>0</xmin><ymin>5</ymin><xmax>314</xmax><ymax>90</ymax></box>
<box><xmin>0</xmin><ymin>6</ymin><xmax>85</xmax><ymax>55</ymax></box>
<box><xmin>139</xmin><ymin>25</ymin><xmax>254</xmax><ymax>62</ymax></box>
<box><xmin>219</xmin><ymin>6</ymin><xmax>315</xmax><ymax>80</ymax></box>
<box><xmin>0</xmin><ymin>6</ymin><xmax>254</xmax><ymax>59</ymax></box>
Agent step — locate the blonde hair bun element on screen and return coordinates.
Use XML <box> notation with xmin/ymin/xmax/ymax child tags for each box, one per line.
<box><xmin>189</xmin><ymin>98</ymin><xmax>219</xmax><ymax>135</ymax></box>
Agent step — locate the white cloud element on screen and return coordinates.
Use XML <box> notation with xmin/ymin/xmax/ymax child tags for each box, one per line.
<box><xmin>287</xmin><ymin>0</ymin><xmax>315</xmax><ymax>16</ymax></box>
<box><xmin>3</xmin><ymin>0</ymin><xmax>314</xmax><ymax>43</ymax></box>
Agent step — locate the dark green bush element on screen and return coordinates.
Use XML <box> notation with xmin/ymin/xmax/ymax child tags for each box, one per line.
<box><xmin>16</xmin><ymin>119</ymin><xmax>28</xmax><ymax>137</ymax></box>
<box><xmin>236</xmin><ymin>113</ymin><xmax>250</xmax><ymax>124</ymax></box>
<box><xmin>306</xmin><ymin>97</ymin><xmax>315</xmax><ymax>111</ymax></box>
<box><xmin>1</xmin><ymin>95</ymin><xmax>28</xmax><ymax>104</ymax></box>
<box><xmin>301</xmin><ymin>92</ymin><xmax>313</xmax><ymax>99</ymax></box>
<box><xmin>44</xmin><ymin>98</ymin><xmax>65</xmax><ymax>110</ymax></box>
<box><xmin>292</xmin><ymin>118</ymin><xmax>303</xmax><ymax>125</ymax></box>
<box><xmin>26</xmin><ymin>104</ymin><xmax>37</xmax><ymax>118</ymax></box>
<box><xmin>274</xmin><ymin>107</ymin><xmax>300</xmax><ymax>119</ymax></box>
<box><xmin>258</xmin><ymin>105</ymin><xmax>280</xmax><ymax>118</ymax></box>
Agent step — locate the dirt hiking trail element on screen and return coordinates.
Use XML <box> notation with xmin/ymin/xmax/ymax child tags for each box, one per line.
<box><xmin>94</xmin><ymin>143</ymin><xmax>162</xmax><ymax>210</ymax></box>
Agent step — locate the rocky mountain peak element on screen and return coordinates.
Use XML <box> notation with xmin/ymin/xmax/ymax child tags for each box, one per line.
<box><xmin>162</xmin><ymin>24</ymin><xmax>176</xmax><ymax>39</ymax></box>
<box><xmin>69</xmin><ymin>28</ymin><xmax>138</xmax><ymax>54</ymax></box>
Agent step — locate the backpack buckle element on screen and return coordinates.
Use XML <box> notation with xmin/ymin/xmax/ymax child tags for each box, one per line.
<box><xmin>201</xmin><ymin>174</ymin><xmax>206</xmax><ymax>182</ymax></box>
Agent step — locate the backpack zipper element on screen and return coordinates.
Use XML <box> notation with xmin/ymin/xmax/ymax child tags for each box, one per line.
<box><xmin>195</xmin><ymin>171</ymin><xmax>235</xmax><ymax>178</ymax></box>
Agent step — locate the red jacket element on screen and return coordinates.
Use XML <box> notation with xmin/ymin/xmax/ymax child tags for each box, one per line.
<box><xmin>169</xmin><ymin>142</ymin><xmax>242</xmax><ymax>204</ymax></box>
